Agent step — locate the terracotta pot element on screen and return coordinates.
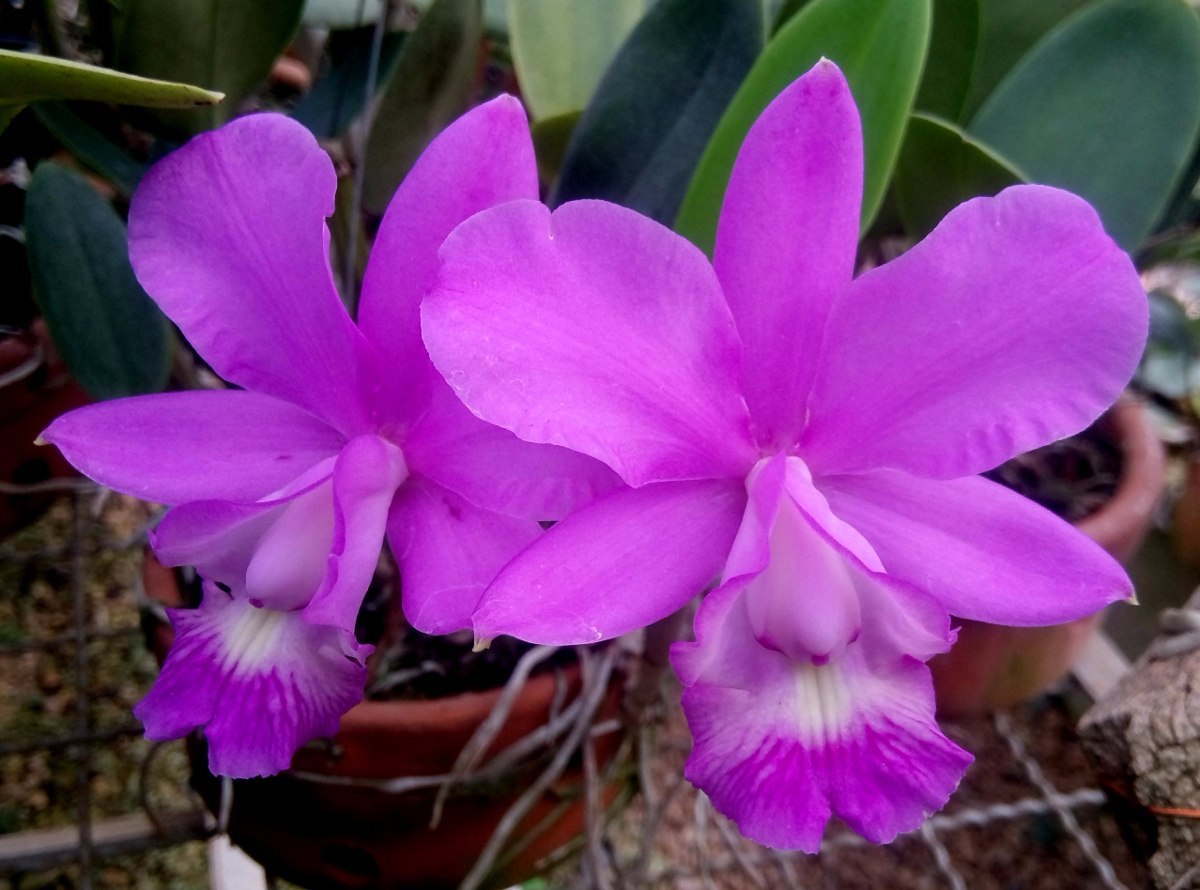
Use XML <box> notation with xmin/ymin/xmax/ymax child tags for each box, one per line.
<box><xmin>929</xmin><ymin>396</ymin><xmax>1166</xmax><ymax>717</ymax></box>
<box><xmin>0</xmin><ymin>321</ymin><xmax>89</xmax><ymax>535</ymax></box>
<box><xmin>143</xmin><ymin>557</ymin><xmax>627</xmax><ymax>890</ymax></box>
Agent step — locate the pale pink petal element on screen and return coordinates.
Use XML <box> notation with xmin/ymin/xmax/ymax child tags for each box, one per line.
<box><xmin>405</xmin><ymin>382</ymin><xmax>621</xmax><ymax>520</ymax></box>
<box><xmin>358</xmin><ymin>96</ymin><xmax>538</xmax><ymax>427</ymax></box>
<box><xmin>671</xmin><ymin>584</ymin><xmax>968</xmax><ymax>851</ymax></box>
<box><xmin>713</xmin><ymin>60</ymin><xmax>861</xmax><ymax>451</ymax></box>
<box><xmin>302</xmin><ymin>435</ymin><xmax>409</xmax><ymax>630</ymax></box>
<box><xmin>423</xmin><ymin>199</ymin><xmax>757</xmax><ymax>487</ymax></box>
<box><xmin>128</xmin><ymin>113</ymin><xmax>376</xmax><ymax>436</ymax></box>
<box><xmin>387</xmin><ymin>477</ymin><xmax>542</xmax><ymax>635</ymax></box>
<box><xmin>472</xmin><ymin>478</ymin><xmax>746</xmax><ymax>646</ymax></box>
<box><xmin>136</xmin><ymin>585</ymin><xmax>370</xmax><ymax>778</ymax></box>
<box><xmin>820</xmin><ymin>469</ymin><xmax>1133</xmax><ymax>625</ymax></box>
<box><xmin>801</xmin><ymin>186</ymin><xmax>1147</xmax><ymax>478</ymax></box>
<box><xmin>41</xmin><ymin>391</ymin><xmax>343</xmax><ymax>504</ymax></box>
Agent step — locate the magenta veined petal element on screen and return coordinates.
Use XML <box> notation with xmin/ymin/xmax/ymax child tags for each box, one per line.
<box><xmin>136</xmin><ymin>585</ymin><xmax>370</xmax><ymax>778</ymax></box>
<box><xmin>387</xmin><ymin>477</ymin><xmax>541</xmax><ymax>635</ymax></box>
<box><xmin>820</xmin><ymin>468</ymin><xmax>1133</xmax><ymax>625</ymax></box>
<box><xmin>472</xmin><ymin>478</ymin><xmax>746</xmax><ymax>646</ymax></box>
<box><xmin>404</xmin><ymin>381</ymin><xmax>621</xmax><ymax>521</ymax></box>
<box><xmin>358</xmin><ymin>96</ymin><xmax>539</xmax><ymax>429</ymax></box>
<box><xmin>423</xmin><ymin>198</ymin><xmax>758</xmax><ymax>487</ymax></box>
<box><xmin>713</xmin><ymin>60</ymin><xmax>861</xmax><ymax>452</ymax></box>
<box><xmin>40</xmin><ymin>391</ymin><xmax>344</xmax><ymax>505</ymax></box>
<box><xmin>128</xmin><ymin>113</ymin><xmax>377</xmax><ymax>437</ymax></box>
<box><xmin>801</xmin><ymin>185</ymin><xmax>1147</xmax><ymax>478</ymax></box>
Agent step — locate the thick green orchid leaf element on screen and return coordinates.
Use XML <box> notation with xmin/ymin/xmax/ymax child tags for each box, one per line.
<box><xmin>893</xmin><ymin>112</ymin><xmax>1024</xmax><ymax>240</ymax></box>
<box><xmin>961</xmin><ymin>0</ymin><xmax>1089</xmax><ymax>121</ymax></box>
<box><xmin>508</xmin><ymin>0</ymin><xmax>651</xmax><ymax>120</ymax></box>
<box><xmin>531</xmin><ymin>111</ymin><xmax>581</xmax><ymax>190</ymax></box>
<box><xmin>915</xmin><ymin>0</ymin><xmax>978</xmax><ymax>120</ymax></box>
<box><xmin>32</xmin><ymin>102</ymin><xmax>147</xmax><ymax>197</ymax></box>
<box><xmin>25</xmin><ymin>162</ymin><xmax>171</xmax><ymax>399</ymax></box>
<box><xmin>361</xmin><ymin>0</ymin><xmax>483</xmax><ymax>215</ymax></box>
<box><xmin>675</xmin><ymin>0</ymin><xmax>931</xmax><ymax>254</ymax></box>
<box><xmin>553</xmin><ymin>0</ymin><xmax>762</xmax><ymax>225</ymax></box>
<box><xmin>0</xmin><ymin>49</ymin><xmax>221</xmax><ymax>134</ymax></box>
<box><xmin>969</xmin><ymin>0</ymin><xmax>1200</xmax><ymax>250</ymax></box>
<box><xmin>292</xmin><ymin>27</ymin><xmax>407</xmax><ymax>138</ymax></box>
<box><xmin>111</xmin><ymin>0</ymin><xmax>304</xmax><ymax>136</ymax></box>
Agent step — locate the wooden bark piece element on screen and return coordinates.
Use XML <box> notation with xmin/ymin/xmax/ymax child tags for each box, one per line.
<box><xmin>1079</xmin><ymin>588</ymin><xmax>1200</xmax><ymax>890</ymax></box>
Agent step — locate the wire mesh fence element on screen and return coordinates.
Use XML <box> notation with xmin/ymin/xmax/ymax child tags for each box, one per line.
<box><xmin>0</xmin><ymin>483</ymin><xmax>1153</xmax><ymax>889</ymax></box>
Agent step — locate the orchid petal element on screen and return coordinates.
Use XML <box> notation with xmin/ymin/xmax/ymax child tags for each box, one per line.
<box><xmin>303</xmin><ymin>435</ymin><xmax>409</xmax><ymax>631</ymax></box>
<box><xmin>135</xmin><ymin>586</ymin><xmax>369</xmax><ymax>778</ymax></box>
<box><xmin>128</xmin><ymin>113</ymin><xmax>376</xmax><ymax>436</ymax></box>
<box><xmin>820</xmin><ymin>469</ymin><xmax>1133</xmax><ymax>625</ymax></box>
<box><xmin>358</xmin><ymin>96</ymin><xmax>539</xmax><ymax>428</ymax></box>
<box><xmin>387</xmin><ymin>477</ymin><xmax>542</xmax><ymax>635</ymax></box>
<box><xmin>713</xmin><ymin>60</ymin><xmax>861</xmax><ymax>451</ymax></box>
<box><xmin>473</xmin><ymin>478</ymin><xmax>746</xmax><ymax>646</ymax></box>
<box><xmin>801</xmin><ymin>185</ymin><xmax>1147</xmax><ymax>478</ymax></box>
<box><xmin>41</xmin><ymin>391</ymin><xmax>343</xmax><ymax>504</ymax></box>
<box><xmin>424</xmin><ymin>199</ymin><xmax>757</xmax><ymax>487</ymax></box>
<box><xmin>672</xmin><ymin>584</ymin><xmax>969</xmax><ymax>851</ymax></box>
<box><xmin>405</xmin><ymin>382</ymin><xmax>621</xmax><ymax>520</ymax></box>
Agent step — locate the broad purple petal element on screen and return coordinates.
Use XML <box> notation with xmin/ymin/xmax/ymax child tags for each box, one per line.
<box><xmin>820</xmin><ymin>469</ymin><xmax>1133</xmax><ymax>625</ymax></box>
<box><xmin>135</xmin><ymin>586</ymin><xmax>370</xmax><ymax>778</ymax></box>
<box><xmin>387</xmin><ymin>477</ymin><xmax>542</xmax><ymax>635</ymax></box>
<box><xmin>358</xmin><ymin>96</ymin><xmax>538</xmax><ymax>428</ymax></box>
<box><xmin>472</xmin><ymin>478</ymin><xmax>746</xmax><ymax>646</ymax></box>
<box><xmin>672</xmin><ymin>584</ymin><xmax>968</xmax><ymax>851</ymax></box>
<box><xmin>128</xmin><ymin>113</ymin><xmax>377</xmax><ymax>436</ymax></box>
<box><xmin>405</xmin><ymin>382</ymin><xmax>621</xmax><ymax>520</ymax></box>
<box><xmin>423</xmin><ymin>199</ymin><xmax>757</xmax><ymax>487</ymax></box>
<box><xmin>713</xmin><ymin>60</ymin><xmax>861</xmax><ymax>451</ymax></box>
<box><xmin>41</xmin><ymin>391</ymin><xmax>343</xmax><ymax>504</ymax></box>
<box><xmin>303</xmin><ymin>435</ymin><xmax>409</xmax><ymax>630</ymax></box>
<box><xmin>801</xmin><ymin>186</ymin><xmax>1147</xmax><ymax>478</ymax></box>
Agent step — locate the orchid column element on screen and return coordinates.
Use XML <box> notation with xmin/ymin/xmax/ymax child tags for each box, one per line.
<box><xmin>421</xmin><ymin>62</ymin><xmax>1147</xmax><ymax>849</ymax></box>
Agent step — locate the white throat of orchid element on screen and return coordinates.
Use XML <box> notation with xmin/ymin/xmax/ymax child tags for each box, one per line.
<box><xmin>743</xmin><ymin>456</ymin><xmax>884</xmax><ymax>666</ymax></box>
<box><xmin>217</xmin><ymin>598</ymin><xmax>292</xmax><ymax>678</ymax></box>
<box><xmin>793</xmin><ymin>659</ymin><xmax>853</xmax><ymax>743</ymax></box>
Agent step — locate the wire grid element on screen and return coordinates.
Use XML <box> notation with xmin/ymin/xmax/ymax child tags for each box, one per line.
<box><xmin>0</xmin><ymin>485</ymin><xmax>1154</xmax><ymax>889</ymax></box>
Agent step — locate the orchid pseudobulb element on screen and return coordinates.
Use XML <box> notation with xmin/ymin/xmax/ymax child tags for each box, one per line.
<box><xmin>41</xmin><ymin>99</ymin><xmax>615</xmax><ymax>777</ymax></box>
<box><xmin>420</xmin><ymin>61</ymin><xmax>1147</xmax><ymax>849</ymax></box>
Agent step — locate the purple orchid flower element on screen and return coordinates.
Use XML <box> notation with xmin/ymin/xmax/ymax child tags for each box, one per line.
<box><xmin>420</xmin><ymin>61</ymin><xmax>1147</xmax><ymax>848</ymax></box>
<box><xmin>40</xmin><ymin>98</ymin><xmax>615</xmax><ymax>778</ymax></box>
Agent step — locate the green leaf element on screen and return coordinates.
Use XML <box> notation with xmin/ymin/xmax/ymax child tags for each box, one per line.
<box><xmin>969</xmin><ymin>0</ymin><xmax>1200</xmax><ymax>250</ymax></box>
<box><xmin>893</xmin><ymin>112</ymin><xmax>1024</xmax><ymax>239</ymax></box>
<box><xmin>362</xmin><ymin>0</ymin><xmax>483</xmax><ymax>215</ymax></box>
<box><xmin>32</xmin><ymin>102</ymin><xmax>147</xmax><ymax>197</ymax></box>
<box><xmin>675</xmin><ymin>0</ymin><xmax>931</xmax><ymax>254</ymax></box>
<box><xmin>553</xmin><ymin>0</ymin><xmax>763</xmax><ymax>226</ymax></box>
<box><xmin>0</xmin><ymin>48</ymin><xmax>223</xmax><ymax>106</ymax></box>
<box><xmin>915</xmin><ymin>0</ymin><xmax>978</xmax><ymax>120</ymax></box>
<box><xmin>508</xmin><ymin>0</ymin><xmax>651</xmax><ymax>120</ymax></box>
<box><xmin>960</xmin><ymin>0</ymin><xmax>1089</xmax><ymax>121</ymax></box>
<box><xmin>530</xmin><ymin>111</ymin><xmax>581</xmax><ymax>190</ymax></box>
<box><xmin>111</xmin><ymin>0</ymin><xmax>305</xmax><ymax>136</ymax></box>
<box><xmin>291</xmin><ymin>27</ymin><xmax>407</xmax><ymax>138</ymax></box>
<box><xmin>24</xmin><ymin>162</ymin><xmax>171</xmax><ymax>400</ymax></box>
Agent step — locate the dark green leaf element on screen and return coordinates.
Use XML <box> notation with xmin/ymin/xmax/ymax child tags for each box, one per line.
<box><xmin>291</xmin><ymin>27</ymin><xmax>407</xmax><ymax>138</ymax></box>
<box><xmin>111</xmin><ymin>0</ymin><xmax>305</xmax><ymax>136</ymax></box>
<box><xmin>530</xmin><ymin>111</ymin><xmax>581</xmax><ymax>190</ymax></box>
<box><xmin>25</xmin><ymin>162</ymin><xmax>171</xmax><ymax>399</ymax></box>
<box><xmin>553</xmin><ymin>0</ymin><xmax>762</xmax><ymax>225</ymax></box>
<box><xmin>0</xmin><ymin>48</ymin><xmax>223</xmax><ymax>106</ymax></box>
<box><xmin>915</xmin><ymin>0</ymin><xmax>978</xmax><ymax>120</ymax></box>
<box><xmin>675</xmin><ymin>0</ymin><xmax>931</xmax><ymax>254</ymax></box>
<box><xmin>893</xmin><ymin>112</ymin><xmax>1023</xmax><ymax>239</ymax></box>
<box><xmin>960</xmin><ymin>0</ymin><xmax>1089</xmax><ymax>121</ymax></box>
<box><xmin>32</xmin><ymin>102</ymin><xmax>146</xmax><ymax>196</ymax></box>
<box><xmin>362</xmin><ymin>0</ymin><xmax>483</xmax><ymax>215</ymax></box>
<box><xmin>969</xmin><ymin>0</ymin><xmax>1200</xmax><ymax>250</ymax></box>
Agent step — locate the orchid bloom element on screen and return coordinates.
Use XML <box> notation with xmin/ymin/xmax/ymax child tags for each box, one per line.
<box><xmin>421</xmin><ymin>62</ymin><xmax>1147</xmax><ymax>848</ymax></box>
<box><xmin>41</xmin><ymin>99</ymin><xmax>613</xmax><ymax>777</ymax></box>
